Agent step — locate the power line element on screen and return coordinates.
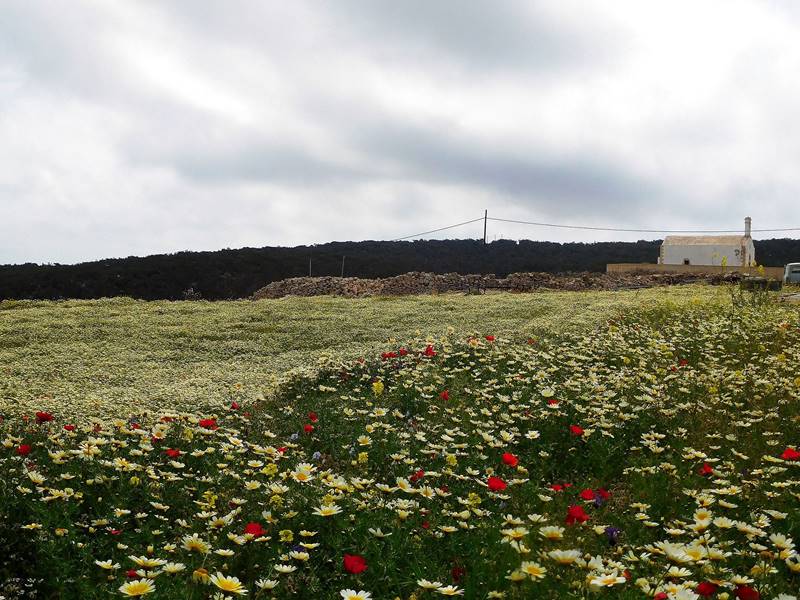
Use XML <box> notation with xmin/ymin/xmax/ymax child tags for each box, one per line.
<box><xmin>392</xmin><ymin>217</ymin><xmax>485</xmax><ymax>241</ymax></box>
<box><xmin>392</xmin><ymin>214</ymin><xmax>800</xmax><ymax>242</ymax></box>
<box><xmin>487</xmin><ymin>217</ymin><xmax>800</xmax><ymax>234</ymax></box>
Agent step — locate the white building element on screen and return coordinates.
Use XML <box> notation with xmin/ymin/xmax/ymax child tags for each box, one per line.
<box><xmin>659</xmin><ymin>217</ymin><xmax>755</xmax><ymax>267</ymax></box>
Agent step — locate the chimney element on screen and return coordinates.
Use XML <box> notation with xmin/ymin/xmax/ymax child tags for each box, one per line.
<box><xmin>744</xmin><ymin>216</ymin><xmax>752</xmax><ymax>237</ymax></box>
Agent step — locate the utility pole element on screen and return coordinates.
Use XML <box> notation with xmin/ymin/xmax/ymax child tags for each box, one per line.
<box><xmin>341</xmin><ymin>255</ymin><xmax>345</xmax><ymax>278</ymax></box>
<box><xmin>483</xmin><ymin>209</ymin><xmax>488</xmax><ymax>244</ymax></box>
<box><xmin>308</xmin><ymin>249</ymin><xmax>312</xmax><ymax>277</ymax></box>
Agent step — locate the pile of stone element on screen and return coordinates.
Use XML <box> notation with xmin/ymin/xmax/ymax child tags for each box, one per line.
<box><xmin>252</xmin><ymin>271</ymin><xmax>741</xmax><ymax>299</ymax></box>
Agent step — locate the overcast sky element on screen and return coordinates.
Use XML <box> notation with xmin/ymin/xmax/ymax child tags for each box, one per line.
<box><xmin>2</xmin><ymin>1</ymin><xmax>800</xmax><ymax>264</ymax></box>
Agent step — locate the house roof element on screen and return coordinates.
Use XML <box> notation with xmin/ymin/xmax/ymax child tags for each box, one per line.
<box><xmin>662</xmin><ymin>235</ymin><xmax>747</xmax><ymax>246</ymax></box>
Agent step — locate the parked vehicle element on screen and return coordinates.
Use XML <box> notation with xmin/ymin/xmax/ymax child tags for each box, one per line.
<box><xmin>785</xmin><ymin>263</ymin><xmax>800</xmax><ymax>284</ymax></box>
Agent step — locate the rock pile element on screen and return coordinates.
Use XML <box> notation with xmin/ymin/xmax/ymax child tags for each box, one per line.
<box><xmin>252</xmin><ymin>271</ymin><xmax>741</xmax><ymax>299</ymax></box>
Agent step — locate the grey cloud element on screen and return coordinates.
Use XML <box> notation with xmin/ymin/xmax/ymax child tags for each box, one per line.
<box><xmin>122</xmin><ymin>100</ymin><xmax>656</xmax><ymax>214</ymax></box>
<box><xmin>328</xmin><ymin>1</ymin><xmax>621</xmax><ymax>73</ymax></box>
<box><xmin>0</xmin><ymin>2</ymin><xmax>118</xmax><ymax>95</ymax></box>
<box><xmin>164</xmin><ymin>142</ymin><xmax>365</xmax><ymax>186</ymax></box>
<box><xmin>1</xmin><ymin>1</ymin><xmax>799</xmax><ymax>265</ymax></box>
<box><xmin>118</xmin><ymin>105</ymin><xmax>367</xmax><ymax>186</ymax></box>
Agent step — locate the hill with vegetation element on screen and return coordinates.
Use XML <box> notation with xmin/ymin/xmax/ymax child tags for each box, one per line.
<box><xmin>2</xmin><ymin>238</ymin><xmax>799</xmax><ymax>300</ymax></box>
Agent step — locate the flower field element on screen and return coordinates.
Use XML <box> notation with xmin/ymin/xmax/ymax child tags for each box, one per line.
<box><xmin>0</xmin><ymin>287</ymin><xmax>722</xmax><ymax>420</ymax></box>
<box><xmin>2</xmin><ymin>287</ymin><xmax>800</xmax><ymax>599</ymax></box>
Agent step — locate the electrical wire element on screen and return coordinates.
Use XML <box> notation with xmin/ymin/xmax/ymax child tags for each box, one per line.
<box><xmin>393</xmin><ymin>214</ymin><xmax>800</xmax><ymax>241</ymax></box>
<box><xmin>392</xmin><ymin>217</ymin><xmax>485</xmax><ymax>241</ymax></box>
<box><xmin>487</xmin><ymin>217</ymin><xmax>800</xmax><ymax>234</ymax></box>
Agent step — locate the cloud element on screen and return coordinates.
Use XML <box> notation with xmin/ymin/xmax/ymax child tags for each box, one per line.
<box><xmin>0</xmin><ymin>0</ymin><xmax>799</xmax><ymax>264</ymax></box>
<box><xmin>327</xmin><ymin>1</ymin><xmax>622</xmax><ymax>73</ymax></box>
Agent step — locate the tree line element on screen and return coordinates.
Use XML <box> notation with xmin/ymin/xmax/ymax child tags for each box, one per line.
<box><xmin>1</xmin><ymin>238</ymin><xmax>798</xmax><ymax>301</ymax></box>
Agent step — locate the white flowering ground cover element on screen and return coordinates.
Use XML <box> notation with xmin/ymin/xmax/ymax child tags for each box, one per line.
<box><xmin>1</xmin><ymin>287</ymin><xmax>800</xmax><ymax>599</ymax></box>
<box><xmin>0</xmin><ymin>287</ymin><xmax>720</xmax><ymax>420</ymax></box>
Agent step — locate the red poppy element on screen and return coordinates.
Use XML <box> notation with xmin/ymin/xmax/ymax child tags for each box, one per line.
<box><xmin>679</xmin><ymin>359</ymin><xmax>689</xmax><ymax>366</ymax></box>
<box><xmin>16</xmin><ymin>444</ymin><xmax>32</xmax><ymax>456</ymax></box>
<box><xmin>308</xmin><ymin>411</ymin><xmax>318</xmax><ymax>422</ymax></box>
<box><xmin>699</xmin><ymin>462</ymin><xmax>714</xmax><ymax>476</ymax></box>
<box><xmin>547</xmin><ymin>399</ymin><xmax>559</xmax><ymax>406</ymax></box>
<box><xmin>130</xmin><ymin>423</ymin><xmax>141</xmax><ymax>430</ymax></box>
<box><xmin>696</xmin><ymin>582</ymin><xmax>718</xmax><ymax>597</ymax></box>
<box><xmin>422</xmin><ymin>345</ymin><xmax>437</xmax><ymax>357</ymax></box>
<box><xmin>198</xmin><ymin>418</ymin><xmax>218</xmax><ymax>430</ymax></box>
<box><xmin>579</xmin><ymin>488</ymin><xmax>596</xmax><ymax>500</ymax></box>
<box><xmin>654</xmin><ymin>594</ymin><xmax>668</xmax><ymax>600</ymax></box>
<box><xmin>527</xmin><ymin>338</ymin><xmax>536</xmax><ymax>344</ymax></box>
<box><xmin>781</xmin><ymin>447</ymin><xmax>800</xmax><ymax>461</ymax></box>
<box><xmin>243</xmin><ymin>522</ymin><xmax>266</xmax><ymax>537</ymax></box>
<box><xmin>485</xmin><ymin>335</ymin><xmax>495</xmax><ymax>342</ymax></box>
<box><xmin>596</xmin><ymin>488</ymin><xmax>611</xmax><ymax>500</ymax></box>
<box><xmin>451</xmin><ymin>566</ymin><xmax>465</xmax><ymax>583</ymax></box>
<box><xmin>501</xmin><ymin>452</ymin><xmax>518</xmax><ymax>467</ymax></box>
<box><xmin>343</xmin><ymin>554</ymin><xmax>367</xmax><ymax>574</ymax></box>
<box><xmin>398</xmin><ymin>347</ymin><xmax>408</xmax><ymax>356</ymax></box>
<box><xmin>63</xmin><ymin>424</ymin><xmax>76</xmax><ymax>432</ymax></box>
<box><xmin>570</xmin><ymin>425</ymin><xmax>584</xmax><ymax>436</ymax></box>
<box><xmin>421</xmin><ymin>521</ymin><xmax>430</xmax><ymax>529</ymax></box>
<box><xmin>277</xmin><ymin>446</ymin><xmax>287</xmax><ymax>453</ymax></box>
<box><xmin>165</xmin><ymin>448</ymin><xmax>181</xmax><ymax>458</ymax></box>
<box><xmin>303</xmin><ymin>424</ymin><xmax>314</xmax><ymax>434</ymax></box>
<box><xmin>410</xmin><ymin>469</ymin><xmax>425</xmax><ymax>483</ymax></box>
<box><xmin>35</xmin><ymin>411</ymin><xmax>54</xmax><ymax>423</ymax></box>
<box><xmin>550</xmin><ymin>483</ymin><xmax>564</xmax><ymax>492</ymax></box>
<box><xmin>110</xmin><ymin>529</ymin><xmax>122</xmax><ymax>535</ymax></box>
<box><xmin>487</xmin><ymin>476</ymin><xmax>507</xmax><ymax>492</ymax></box>
<box><xmin>381</xmin><ymin>352</ymin><xmax>397</xmax><ymax>360</ymax></box>
<box><xmin>230</xmin><ymin>401</ymin><xmax>240</xmax><ymax>410</ymax></box>
<box><xmin>735</xmin><ymin>586</ymin><xmax>760</xmax><ymax>600</ymax></box>
<box><xmin>565</xmin><ymin>504</ymin><xmax>590</xmax><ymax>525</ymax></box>
<box><xmin>439</xmin><ymin>390</ymin><xmax>450</xmax><ymax>401</ymax></box>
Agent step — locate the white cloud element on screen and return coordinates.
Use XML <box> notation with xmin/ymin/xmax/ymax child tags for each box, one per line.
<box><xmin>1</xmin><ymin>0</ymin><xmax>798</xmax><ymax>264</ymax></box>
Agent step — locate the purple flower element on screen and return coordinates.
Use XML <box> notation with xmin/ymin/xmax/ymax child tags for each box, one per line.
<box><xmin>604</xmin><ymin>526</ymin><xmax>621</xmax><ymax>545</ymax></box>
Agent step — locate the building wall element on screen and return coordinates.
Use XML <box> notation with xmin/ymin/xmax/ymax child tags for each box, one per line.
<box><xmin>744</xmin><ymin>237</ymin><xmax>756</xmax><ymax>266</ymax></box>
<box><xmin>661</xmin><ymin>243</ymin><xmax>750</xmax><ymax>266</ymax></box>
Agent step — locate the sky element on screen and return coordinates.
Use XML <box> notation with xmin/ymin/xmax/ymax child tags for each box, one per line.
<box><xmin>2</xmin><ymin>0</ymin><xmax>800</xmax><ymax>265</ymax></box>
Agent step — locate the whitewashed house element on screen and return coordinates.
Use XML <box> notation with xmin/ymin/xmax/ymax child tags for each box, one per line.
<box><xmin>659</xmin><ymin>217</ymin><xmax>755</xmax><ymax>267</ymax></box>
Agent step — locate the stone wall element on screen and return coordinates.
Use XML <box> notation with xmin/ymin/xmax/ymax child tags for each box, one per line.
<box><xmin>252</xmin><ymin>271</ymin><xmax>741</xmax><ymax>299</ymax></box>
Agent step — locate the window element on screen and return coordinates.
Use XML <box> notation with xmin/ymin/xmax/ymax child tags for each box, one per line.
<box><xmin>683</xmin><ymin>259</ymin><xmax>690</xmax><ymax>265</ymax></box>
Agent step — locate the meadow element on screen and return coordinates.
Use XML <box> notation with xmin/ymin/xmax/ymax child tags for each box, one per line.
<box><xmin>1</xmin><ymin>286</ymin><xmax>799</xmax><ymax>600</ymax></box>
<box><xmin>0</xmin><ymin>287</ymin><xmax>724</xmax><ymax>420</ymax></box>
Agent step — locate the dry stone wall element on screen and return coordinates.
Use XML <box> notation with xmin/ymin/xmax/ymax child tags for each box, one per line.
<box><xmin>252</xmin><ymin>271</ymin><xmax>741</xmax><ymax>299</ymax></box>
